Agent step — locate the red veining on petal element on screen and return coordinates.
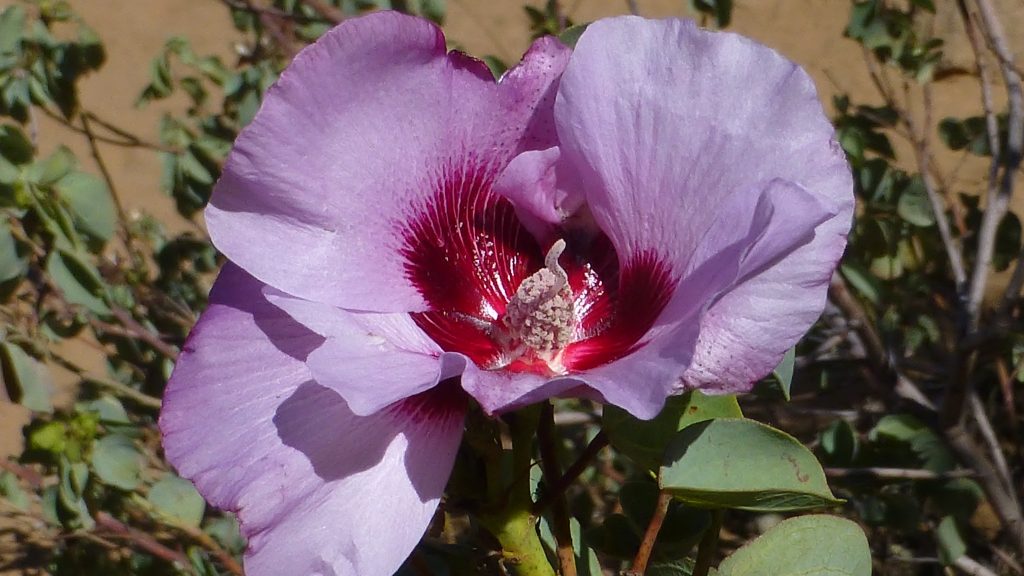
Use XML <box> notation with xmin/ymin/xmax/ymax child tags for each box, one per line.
<box><xmin>400</xmin><ymin>162</ymin><xmax>675</xmax><ymax>375</ymax></box>
<box><xmin>562</xmin><ymin>250</ymin><xmax>675</xmax><ymax>371</ymax></box>
<box><xmin>392</xmin><ymin>378</ymin><xmax>467</xmax><ymax>424</ymax></box>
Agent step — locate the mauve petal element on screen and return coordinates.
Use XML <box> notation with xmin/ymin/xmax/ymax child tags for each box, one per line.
<box><xmin>555</xmin><ymin>16</ymin><xmax>852</xmax><ymax>396</ymax></box>
<box><xmin>160</xmin><ymin>265</ymin><xmax>464</xmax><ymax>575</ymax></box>
<box><xmin>207</xmin><ymin>12</ymin><xmax>570</xmax><ymax>313</ymax></box>
<box><xmin>567</xmin><ymin>179</ymin><xmax>834</xmax><ymax>419</ymax></box>
<box><xmin>262</xmin><ymin>289</ymin><xmax>466</xmax><ymax>415</ymax></box>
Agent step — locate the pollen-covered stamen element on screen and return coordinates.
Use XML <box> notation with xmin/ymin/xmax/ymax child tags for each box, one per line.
<box><xmin>495</xmin><ymin>239</ymin><xmax>576</xmax><ymax>368</ymax></box>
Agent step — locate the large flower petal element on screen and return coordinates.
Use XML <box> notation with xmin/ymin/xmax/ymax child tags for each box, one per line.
<box><xmin>160</xmin><ymin>265</ymin><xmax>465</xmax><ymax>576</ymax></box>
<box><xmin>206</xmin><ymin>12</ymin><xmax>569</xmax><ymax>313</ymax></box>
<box><xmin>563</xmin><ymin>179</ymin><xmax>833</xmax><ymax>419</ymax></box>
<box><xmin>555</xmin><ymin>16</ymin><xmax>852</xmax><ymax>395</ymax></box>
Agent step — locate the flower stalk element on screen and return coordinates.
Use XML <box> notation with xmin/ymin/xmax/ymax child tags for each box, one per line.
<box><xmin>477</xmin><ymin>406</ymin><xmax>556</xmax><ymax>576</ymax></box>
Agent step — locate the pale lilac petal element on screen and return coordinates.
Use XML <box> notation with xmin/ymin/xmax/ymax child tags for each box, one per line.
<box><xmin>555</xmin><ymin>16</ymin><xmax>853</xmax><ymax>396</ymax></box>
<box><xmin>262</xmin><ymin>289</ymin><xmax>466</xmax><ymax>415</ymax></box>
<box><xmin>492</xmin><ymin>147</ymin><xmax>584</xmax><ymax>242</ymax></box>
<box><xmin>460</xmin><ymin>365</ymin><xmax>574</xmax><ymax>415</ymax></box>
<box><xmin>207</xmin><ymin>12</ymin><xmax>570</xmax><ymax>313</ymax></box>
<box><xmin>160</xmin><ymin>265</ymin><xmax>464</xmax><ymax>575</ymax></box>
<box><xmin>567</xmin><ymin>179</ymin><xmax>834</xmax><ymax>419</ymax></box>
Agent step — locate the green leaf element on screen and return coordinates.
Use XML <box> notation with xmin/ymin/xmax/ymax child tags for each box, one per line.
<box><xmin>45</xmin><ymin>249</ymin><xmax>110</xmax><ymax>314</ymax></box>
<box><xmin>91</xmin><ymin>434</ymin><xmax>142</xmax><ymax>490</ymax></box>
<box><xmin>604</xmin><ymin>390</ymin><xmax>742</xmax><ymax>472</ymax></box>
<box><xmin>0</xmin><ymin>5</ymin><xmax>25</xmax><ymax>56</ymax></box>
<box><xmin>148</xmin><ymin>475</ymin><xmax>206</xmax><ymax>528</ymax></box>
<box><xmin>936</xmin><ymin>515</ymin><xmax>966</xmax><ymax>566</ymax></box>
<box><xmin>0</xmin><ymin>342</ymin><xmax>53</xmax><ymax>412</ymax></box>
<box><xmin>717</xmin><ymin>515</ymin><xmax>871</xmax><ymax>576</ymax></box>
<box><xmin>77</xmin><ymin>395</ymin><xmax>130</xmax><ymax>424</ymax></box>
<box><xmin>660</xmin><ymin>419</ymin><xmax>842</xmax><ymax>511</ymax></box>
<box><xmin>558</xmin><ymin>24</ymin><xmax>588</xmax><ymax>48</ymax></box>
<box><xmin>870</xmin><ymin>414</ymin><xmax>953</xmax><ymax>472</ymax></box>
<box><xmin>896</xmin><ymin>178</ymin><xmax>935</xmax><ymax>227</ymax></box>
<box><xmin>772</xmin><ymin>347</ymin><xmax>796</xmax><ymax>400</ymax></box>
<box><xmin>28</xmin><ymin>146</ymin><xmax>76</xmax><ymax>186</ymax></box>
<box><xmin>54</xmin><ymin>172</ymin><xmax>116</xmax><ymax>244</ymax></box>
<box><xmin>840</xmin><ymin>262</ymin><xmax>881</xmax><ymax>306</ymax></box>
<box><xmin>0</xmin><ymin>219</ymin><xmax>25</xmax><ymax>283</ymax></box>
<box><xmin>0</xmin><ymin>124</ymin><xmax>33</xmax><ymax>165</ymax></box>
<box><xmin>820</xmin><ymin>419</ymin><xmax>859</xmax><ymax>466</ymax></box>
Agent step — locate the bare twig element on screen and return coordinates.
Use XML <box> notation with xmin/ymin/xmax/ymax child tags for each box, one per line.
<box><xmin>537</xmin><ymin>402</ymin><xmax>576</xmax><ymax>576</ymax></box>
<box><xmin>826</xmin><ymin>467</ymin><xmax>977</xmax><ymax>480</ymax></box>
<box><xmin>301</xmin><ymin>0</ymin><xmax>343</xmax><ymax>24</ymax></box>
<box><xmin>110</xmin><ymin>307</ymin><xmax>180</xmax><ymax>359</ymax></box>
<box><xmin>49</xmin><ymin>352</ymin><xmax>162</xmax><ymax>410</ymax></box>
<box><xmin>967</xmin><ymin>0</ymin><xmax>1024</xmax><ymax>325</ymax></box>
<box><xmin>968</xmin><ymin>391</ymin><xmax>1016</xmax><ymax>502</ymax></box>
<box><xmin>532</xmin><ymin>431</ymin><xmax>608</xmax><ymax>515</ymax></box>
<box><xmin>954</xmin><ymin>554</ymin><xmax>1000</xmax><ymax>576</ymax></box>
<box><xmin>94</xmin><ymin>512</ymin><xmax>193</xmax><ymax>572</ymax></box>
<box><xmin>946</xmin><ymin>425</ymin><xmax>1024</xmax><ymax>554</ymax></box>
<box><xmin>625</xmin><ymin>489</ymin><xmax>672</xmax><ymax>576</ymax></box>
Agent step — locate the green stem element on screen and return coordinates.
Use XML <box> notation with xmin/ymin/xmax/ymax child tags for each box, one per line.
<box><xmin>477</xmin><ymin>406</ymin><xmax>556</xmax><ymax>576</ymax></box>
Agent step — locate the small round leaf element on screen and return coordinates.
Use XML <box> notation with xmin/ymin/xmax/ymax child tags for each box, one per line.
<box><xmin>717</xmin><ymin>514</ymin><xmax>870</xmax><ymax>576</ymax></box>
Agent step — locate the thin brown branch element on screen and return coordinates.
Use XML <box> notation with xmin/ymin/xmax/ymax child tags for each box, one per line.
<box><xmin>532</xmin><ymin>431</ymin><xmax>608</xmax><ymax>515</ymax></box>
<box><xmin>94</xmin><ymin>512</ymin><xmax>193</xmax><ymax>573</ymax></box>
<box><xmin>625</xmin><ymin>490</ymin><xmax>672</xmax><ymax>576</ymax></box>
<box><xmin>537</xmin><ymin>402</ymin><xmax>576</xmax><ymax>576</ymax></box>
<box><xmin>110</xmin><ymin>307</ymin><xmax>180</xmax><ymax>359</ymax></box>
<box><xmin>968</xmin><ymin>0</ymin><xmax>1024</xmax><ymax>326</ymax></box>
<box><xmin>301</xmin><ymin>0</ymin><xmax>343</xmax><ymax>24</ymax></box>
<box><xmin>49</xmin><ymin>352</ymin><xmax>163</xmax><ymax>410</ymax></box>
<box><xmin>825</xmin><ymin>467</ymin><xmax>977</xmax><ymax>480</ymax></box>
<box><xmin>946</xmin><ymin>425</ymin><xmax>1024</xmax><ymax>555</ymax></box>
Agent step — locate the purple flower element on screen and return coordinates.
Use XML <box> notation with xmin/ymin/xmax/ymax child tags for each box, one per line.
<box><xmin>160</xmin><ymin>12</ymin><xmax>852</xmax><ymax>575</ymax></box>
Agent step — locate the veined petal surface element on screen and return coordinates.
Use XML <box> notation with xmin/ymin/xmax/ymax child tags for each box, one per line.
<box><xmin>554</xmin><ymin>17</ymin><xmax>853</xmax><ymax>399</ymax></box>
<box><xmin>160</xmin><ymin>265</ymin><xmax>465</xmax><ymax>576</ymax></box>
<box><xmin>207</xmin><ymin>11</ymin><xmax>570</xmax><ymax>313</ymax></box>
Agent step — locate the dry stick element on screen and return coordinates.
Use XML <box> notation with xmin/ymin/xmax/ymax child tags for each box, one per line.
<box><xmin>625</xmin><ymin>489</ymin><xmax>672</xmax><ymax>576</ymax></box>
<box><xmin>826</xmin><ymin>467</ymin><xmax>977</xmax><ymax>480</ymax></box>
<box><xmin>94</xmin><ymin>512</ymin><xmax>194</xmax><ymax>573</ymax></box>
<box><xmin>954</xmin><ymin>555</ymin><xmax>1001</xmax><ymax>576</ymax></box>
<box><xmin>110</xmin><ymin>307</ymin><xmax>180</xmax><ymax>359</ymax></box>
<box><xmin>49</xmin><ymin>351</ymin><xmax>163</xmax><ymax>410</ymax></box>
<box><xmin>862</xmin><ymin>48</ymin><xmax>968</xmax><ymax>290</ymax></box>
<box><xmin>967</xmin><ymin>0</ymin><xmax>1024</xmax><ymax>327</ymax></box>
<box><xmin>532</xmin><ymin>431</ymin><xmax>608</xmax><ymax>515</ymax></box>
<box><xmin>537</xmin><ymin>402</ymin><xmax>576</xmax><ymax>576</ymax></box>
<box><xmin>172</xmin><ymin>521</ymin><xmax>244</xmax><ymax>576</ymax></box>
<box><xmin>948</xmin><ymin>424</ymin><xmax>1024</xmax><ymax>556</ymax></box>
<box><xmin>302</xmin><ymin>0</ymin><xmax>344</xmax><ymax>24</ymax></box>
<box><xmin>969</xmin><ymin>392</ymin><xmax>1016</xmax><ymax>502</ymax></box>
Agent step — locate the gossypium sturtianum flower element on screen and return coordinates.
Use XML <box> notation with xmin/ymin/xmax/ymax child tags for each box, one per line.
<box><xmin>159</xmin><ymin>11</ymin><xmax>853</xmax><ymax>576</ymax></box>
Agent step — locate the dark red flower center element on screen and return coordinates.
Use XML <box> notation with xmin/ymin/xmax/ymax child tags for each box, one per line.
<box><xmin>399</xmin><ymin>164</ymin><xmax>674</xmax><ymax>376</ymax></box>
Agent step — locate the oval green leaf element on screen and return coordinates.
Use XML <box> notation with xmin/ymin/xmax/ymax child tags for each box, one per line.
<box><xmin>54</xmin><ymin>172</ymin><xmax>116</xmax><ymax>244</ymax></box>
<box><xmin>91</xmin><ymin>434</ymin><xmax>142</xmax><ymax>490</ymax></box>
<box><xmin>45</xmin><ymin>249</ymin><xmax>110</xmax><ymax>315</ymax></box>
<box><xmin>604</xmin><ymin>391</ymin><xmax>742</xmax><ymax>472</ymax></box>
<box><xmin>148</xmin><ymin>474</ymin><xmax>205</xmax><ymax>528</ymax></box>
<box><xmin>717</xmin><ymin>514</ymin><xmax>871</xmax><ymax>576</ymax></box>
<box><xmin>0</xmin><ymin>342</ymin><xmax>53</xmax><ymax>413</ymax></box>
<box><xmin>660</xmin><ymin>418</ymin><xmax>842</xmax><ymax>511</ymax></box>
